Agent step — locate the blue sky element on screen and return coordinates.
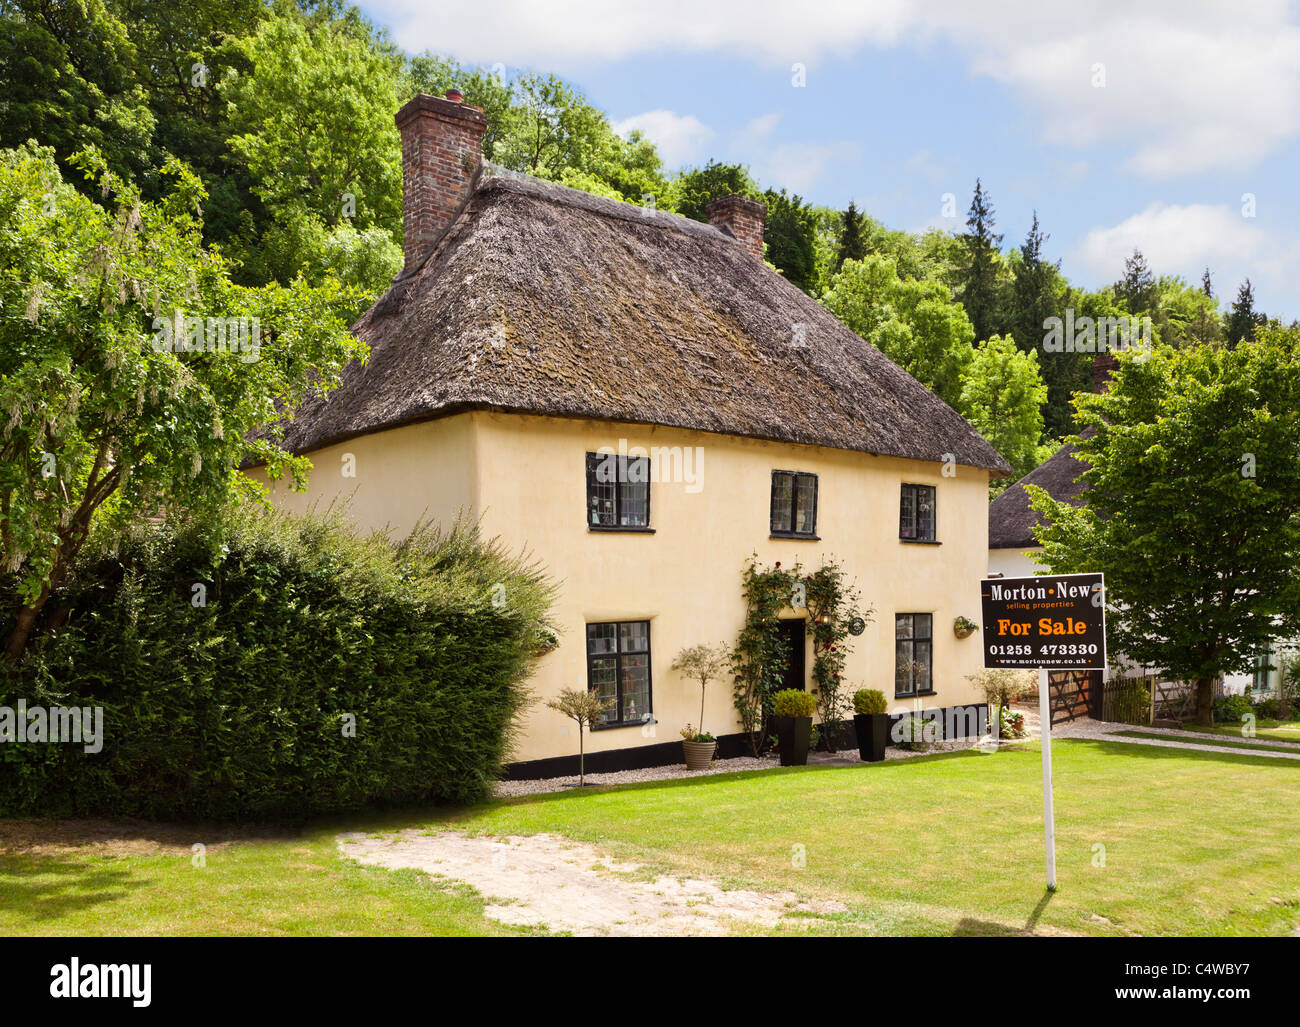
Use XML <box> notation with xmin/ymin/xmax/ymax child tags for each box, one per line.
<box><xmin>361</xmin><ymin>1</ymin><xmax>1300</xmax><ymax>317</ymax></box>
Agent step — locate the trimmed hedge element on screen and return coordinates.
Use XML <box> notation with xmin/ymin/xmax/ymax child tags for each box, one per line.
<box><xmin>0</xmin><ymin>507</ymin><xmax>553</xmax><ymax>822</ymax></box>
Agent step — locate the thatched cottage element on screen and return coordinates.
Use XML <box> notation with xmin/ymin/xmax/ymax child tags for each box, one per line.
<box><xmin>252</xmin><ymin>90</ymin><xmax>1013</xmax><ymax>774</ymax></box>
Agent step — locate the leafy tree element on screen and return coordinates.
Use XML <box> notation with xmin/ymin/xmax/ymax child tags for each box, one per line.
<box><xmin>0</xmin><ymin>0</ymin><xmax>156</xmax><ymax>191</ymax></box>
<box><xmin>405</xmin><ymin>53</ymin><xmax>515</xmax><ymax>161</ymax></box>
<box><xmin>0</xmin><ymin>144</ymin><xmax>364</xmax><ymax>659</ymax></box>
<box><xmin>1029</xmin><ymin>329</ymin><xmax>1300</xmax><ymax>725</ymax></box>
<box><xmin>762</xmin><ymin>187</ymin><xmax>817</xmax><ymax>292</ymax></box>
<box><xmin>822</xmin><ymin>255</ymin><xmax>974</xmax><ymax>408</ymax></box>
<box><xmin>1226</xmin><ymin>278</ymin><xmax>1265</xmax><ymax>348</ymax></box>
<box><xmin>957</xmin><ymin>334</ymin><xmax>1050</xmax><ymax>481</ymax></box>
<box><xmin>835</xmin><ymin>201</ymin><xmax>868</xmax><ymax>271</ymax></box>
<box><xmin>669</xmin><ymin>159</ymin><xmax>760</xmax><ymax>222</ymax></box>
<box><xmin>961</xmin><ymin>178</ymin><xmax>1004</xmax><ymax>342</ymax></box>
<box><xmin>546</xmin><ymin>687</ymin><xmax>614</xmax><ymax>785</ymax></box>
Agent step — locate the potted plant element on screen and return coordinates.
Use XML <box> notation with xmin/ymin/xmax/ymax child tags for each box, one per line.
<box><xmin>772</xmin><ymin>688</ymin><xmax>816</xmax><ymax>766</ymax></box>
<box><xmin>953</xmin><ymin>616</ymin><xmax>979</xmax><ymax>639</ymax></box>
<box><xmin>672</xmin><ymin>644</ymin><xmax>728</xmax><ymax>769</ymax></box>
<box><xmin>852</xmin><ymin>688</ymin><xmax>890</xmax><ymax>762</ymax></box>
<box><xmin>680</xmin><ymin>725</ymin><xmax>717</xmax><ymax>770</ymax></box>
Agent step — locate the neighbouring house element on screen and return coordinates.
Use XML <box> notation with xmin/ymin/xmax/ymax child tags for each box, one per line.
<box><xmin>248</xmin><ymin>90</ymin><xmax>1012</xmax><ymax>775</ymax></box>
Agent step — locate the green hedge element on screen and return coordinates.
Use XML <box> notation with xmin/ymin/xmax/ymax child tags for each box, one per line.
<box><xmin>0</xmin><ymin>507</ymin><xmax>553</xmax><ymax>822</ymax></box>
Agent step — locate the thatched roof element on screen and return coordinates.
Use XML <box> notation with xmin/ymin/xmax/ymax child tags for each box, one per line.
<box><xmin>277</xmin><ymin>173</ymin><xmax>1011</xmax><ymax>474</ymax></box>
<box><xmin>988</xmin><ymin>431</ymin><xmax>1095</xmax><ymax>549</ymax></box>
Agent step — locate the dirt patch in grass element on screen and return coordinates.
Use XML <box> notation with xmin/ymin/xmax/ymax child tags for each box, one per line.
<box><xmin>0</xmin><ymin>818</ymin><xmax>291</xmax><ymax>858</ymax></box>
<box><xmin>338</xmin><ymin>830</ymin><xmax>847</xmax><ymax>937</ymax></box>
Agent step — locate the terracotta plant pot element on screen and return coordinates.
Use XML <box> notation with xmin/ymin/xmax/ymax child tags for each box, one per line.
<box><xmin>682</xmin><ymin>739</ymin><xmax>717</xmax><ymax>770</ymax></box>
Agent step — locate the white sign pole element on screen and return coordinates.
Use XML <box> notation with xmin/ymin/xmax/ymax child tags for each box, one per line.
<box><xmin>1039</xmin><ymin>666</ymin><xmax>1057</xmax><ymax>891</ymax></box>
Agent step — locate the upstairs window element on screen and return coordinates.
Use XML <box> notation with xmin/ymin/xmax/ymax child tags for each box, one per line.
<box><xmin>900</xmin><ymin>484</ymin><xmax>937</xmax><ymax>542</ymax></box>
<box><xmin>587</xmin><ymin>620</ymin><xmax>652</xmax><ymax>727</ymax></box>
<box><xmin>586</xmin><ymin>452</ymin><xmax>650</xmax><ymax>529</ymax></box>
<box><xmin>771</xmin><ymin>471</ymin><xmax>818</xmax><ymax>538</ymax></box>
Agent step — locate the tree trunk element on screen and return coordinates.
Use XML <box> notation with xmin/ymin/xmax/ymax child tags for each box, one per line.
<box><xmin>1195</xmin><ymin>677</ymin><xmax>1214</xmax><ymax>726</ymax></box>
<box><xmin>4</xmin><ymin>588</ymin><xmax>51</xmax><ymax>664</ymax></box>
<box><xmin>578</xmin><ymin>729</ymin><xmax>585</xmax><ymax>786</ymax></box>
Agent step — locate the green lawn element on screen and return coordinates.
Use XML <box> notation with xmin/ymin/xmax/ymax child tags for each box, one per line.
<box><xmin>1117</xmin><ymin>729</ymin><xmax>1300</xmax><ymax>755</ymax></box>
<box><xmin>1177</xmin><ymin>720</ymin><xmax>1300</xmax><ymax>744</ymax></box>
<box><xmin>2</xmin><ymin>738</ymin><xmax>1297</xmax><ymax>936</ymax></box>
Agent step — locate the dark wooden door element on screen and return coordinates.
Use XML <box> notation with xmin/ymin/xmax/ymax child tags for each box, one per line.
<box><xmin>778</xmin><ymin>619</ymin><xmax>806</xmax><ymax>691</ymax></box>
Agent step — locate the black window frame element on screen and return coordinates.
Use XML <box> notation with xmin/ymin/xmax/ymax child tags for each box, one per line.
<box><xmin>770</xmin><ymin>470</ymin><xmax>819</xmax><ymax>539</ymax></box>
<box><xmin>895</xmin><ymin>613</ymin><xmax>934</xmax><ymax>697</ymax></box>
<box><xmin>586</xmin><ymin>619</ymin><xmax>653</xmax><ymax>730</ymax></box>
<box><xmin>585</xmin><ymin>452</ymin><xmax>653</xmax><ymax>532</ymax></box>
<box><xmin>899</xmin><ymin>483</ymin><xmax>938</xmax><ymax>543</ymax></box>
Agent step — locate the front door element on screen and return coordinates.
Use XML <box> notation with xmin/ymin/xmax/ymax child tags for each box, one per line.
<box><xmin>778</xmin><ymin>618</ymin><xmax>806</xmax><ymax>691</ymax></box>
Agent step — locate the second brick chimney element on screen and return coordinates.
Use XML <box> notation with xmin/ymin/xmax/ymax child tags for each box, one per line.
<box><xmin>706</xmin><ymin>194</ymin><xmax>766</xmax><ymax>259</ymax></box>
<box><xmin>395</xmin><ymin>91</ymin><xmax>488</xmax><ymax>272</ymax></box>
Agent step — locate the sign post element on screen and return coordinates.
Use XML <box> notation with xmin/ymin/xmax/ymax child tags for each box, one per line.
<box><xmin>980</xmin><ymin>572</ymin><xmax>1106</xmax><ymax>893</ymax></box>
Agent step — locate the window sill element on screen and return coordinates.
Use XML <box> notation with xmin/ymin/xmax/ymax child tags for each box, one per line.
<box><xmin>899</xmin><ymin>538</ymin><xmax>941</xmax><ymax>545</ymax></box>
<box><xmin>591</xmin><ymin>719</ymin><xmax>652</xmax><ymax>731</ymax></box>
<box><xmin>588</xmin><ymin>526</ymin><xmax>656</xmax><ymax>534</ymax></box>
<box><xmin>770</xmin><ymin>532</ymin><xmax>821</xmax><ymax>541</ymax></box>
<box><xmin>895</xmin><ymin>690</ymin><xmax>938</xmax><ymax>699</ymax></box>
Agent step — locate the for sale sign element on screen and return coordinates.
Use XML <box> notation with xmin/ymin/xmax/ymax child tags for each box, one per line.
<box><xmin>980</xmin><ymin>572</ymin><xmax>1106</xmax><ymax>670</ymax></box>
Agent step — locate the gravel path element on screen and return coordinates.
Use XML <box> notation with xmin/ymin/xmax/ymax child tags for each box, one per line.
<box><xmin>338</xmin><ymin>830</ymin><xmax>846</xmax><ymax>936</ymax></box>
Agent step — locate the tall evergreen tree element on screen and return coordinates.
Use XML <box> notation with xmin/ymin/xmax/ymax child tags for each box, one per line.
<box><xmin>1201</xmin><ymin>267</ymin><xmax>1214</xmax><ymax>298</ymax></box>
<box><xmin>1012</xmin><ymin>212</ymin><xmax>1074</xmax><ymax>439</ymax></box>
<box><xmin>1115</xmin><ymin>249</ymin><xmax>1156</xmax><ymax>315</ymax></box>
<box><xmin>961</xmin><ymin>178</ymin><xmax>1003</xmax><ymax>343</ymax></box>
<box><xmin>1226</xmin><ymin>278</ymin><xmax>1265</xmax><ymax>348</ymax></box>
<box><xmin>835</xmin><ymin>200</ymin><xmax>868</xmax><ymax>271</ymax></box>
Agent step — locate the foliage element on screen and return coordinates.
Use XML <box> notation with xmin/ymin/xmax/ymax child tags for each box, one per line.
<box><xmin>961</xmin><ymin>178</ymin><xmax>1005</xmax><ymax>343</ymax></box>
<box><xmin>1000</xmin><ymin>707</ymin><xmax>1026</xmax><ymax>738</ymax></box>
<box><xmin>853</xmin><ymin>688</ymin><xmax>887</xmax><ymax>715</ymax></box>
<box><xmin>804</xmin><ymin>559</ymin><xmax>867</xmax><ymax>749</ymax></box>
<box><xmin>0</xmin><ymin>506</ymin><xmax>554</xmax><ymax>821</ymax></box>
<box><xmin>679</xmin><ymin>725</ymin><xmax>715</xmax><ymax>743</ymax></box>
<box><xmin>967</xmin><ymin>668</ymin><xmax>1035</xmax><ymax>709</ymax></box>
<box><xmin>957</xmin><ymin>334</ymin><xmax>1051</xmax><ymax>481</ymax></box>
<box><xmin>822</xmin><ymin>254</ymin><xmax>974</xmax><ymax>408</ymax></box>
<box><xmin>547</xmin><ymin>686</ymin><xmax>613</xmax><ymax>786</ymax></box>
<box><xmin>1029</xmin><ymin>328</ymin><xmax>1300</xmax><ymax>725</ymax></box>
<box><xmin>1212</xmin><ymin>693</ymin><xmax>1253</xmax><ymax>726</ymax></box>
<box><xmin>731</xmin><ymin>556</ymin><xmax>800</xmax><ymax>755</ymax></box>
<box><xmin>772</xmin><ymin>689</ymin><xmax>816</xmax><ymax>718</ymax></box>
<box><xmin>893</xmin><ymin>711</ymin><xmax>937</xmax><ymax>750</ymax></box>
<box><xmin>671</xmin><ymin>643</ymin><xmax>729</xmax><ymax>738</ymax></box>
<box><xmin>0</xmin><ymin>143</ymin><xmax>364</xmax><ymax>659</ymax></box>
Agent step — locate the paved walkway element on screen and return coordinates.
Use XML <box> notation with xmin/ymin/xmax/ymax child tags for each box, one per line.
<box><xmin>1028</xmin><ymin>705</ymin><xmax>1300</xmax><ymax>761</ymax></box>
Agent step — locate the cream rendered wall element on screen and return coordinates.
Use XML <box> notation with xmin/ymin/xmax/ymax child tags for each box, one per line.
<box><xmin>249</xmin><ymin>410</ymin><xmax>995</xmax><ymax>764</ymax></box>
<box><xmin>471</xmin><ymin>412</ymin><xmax>993</xmax><ymax>763</ymax></box>
<box><xmin>246</xmin><ymin>414</ymin><xmax>479</xmax><ymax>540</ymax></box>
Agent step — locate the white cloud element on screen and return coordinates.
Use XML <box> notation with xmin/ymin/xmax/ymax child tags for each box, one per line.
<box><xmin>757</xmin><ymin>141</ymin><xmax>862</xmax><ymax>195</ymax></box>
<box><xmin>369</xmin><ymin>0</ymin><xmax>1300</xmax><ymax>178</ymax></box>
<box><xmin>611</xmin><ymin>110</ymin><xmax>714</xmax><ymax>168</ymax></box>
<box><xmin>1071</xmin><ymin>202</ymin><xmax>1294</xmax><ymax>291</ymax></box>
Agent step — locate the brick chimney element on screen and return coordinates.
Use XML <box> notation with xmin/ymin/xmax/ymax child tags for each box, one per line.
<box><xmin>395</xmin><ymin>91</ymin><xmax>488</xmax><ymax>272</ymax></box>
<box><xmin>1092</xmin><ymin>352</ymin><xmax>1119</xmax><ymax>393</ymax></box>
<box><xmin>706</xmin><ymin>194</ymin><xmax>766</xmax><ymax>259</ymax></box>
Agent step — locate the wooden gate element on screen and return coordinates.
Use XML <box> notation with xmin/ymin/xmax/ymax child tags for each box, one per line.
<box><xmin>1046</xmin><ymin>669</ymin><xmax>1099</xmax><ymax>725</ymax></box>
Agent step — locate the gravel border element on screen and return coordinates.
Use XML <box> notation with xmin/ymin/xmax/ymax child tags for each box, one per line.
<box><xmin>493</xmin><ymin>710</ymin><xmax>1299</xmax><ymax>798</ymax></box>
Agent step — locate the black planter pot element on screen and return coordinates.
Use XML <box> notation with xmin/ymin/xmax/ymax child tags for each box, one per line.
<box><xmin>775</xmin><ymin>715</ymin><xmax>812</xmax><ymax>766</ymax></box>
<box><xmin>853</xmin><ymin>713</ymin><xmax>890</xmax><ymax>762</ymax></box>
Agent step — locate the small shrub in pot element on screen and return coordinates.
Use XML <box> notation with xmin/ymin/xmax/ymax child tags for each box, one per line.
<box><xmin>852</xmin><ymin>687</ymin><xmax>890</xmax><ymax>762</ymax></box>
<box><xmin>772</xmin><ymin>689</ymin><xmax>816</xmax><ymax>766</ymax></box>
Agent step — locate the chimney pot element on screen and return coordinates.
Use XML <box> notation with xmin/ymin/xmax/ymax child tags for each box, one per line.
<box><xmin>706</xmin><ymin>194</ymin><xmax>766</xmax><ymax>259</ymax></box>
<box><xmin>395</xmin><ymin>93</ymin><xmax>487</xmax><ymax>272</ymax></box>
<box><xmin>445</xmin><ymin>88</ymin><xmax>463</xmax><ymax>103</ymax></box>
